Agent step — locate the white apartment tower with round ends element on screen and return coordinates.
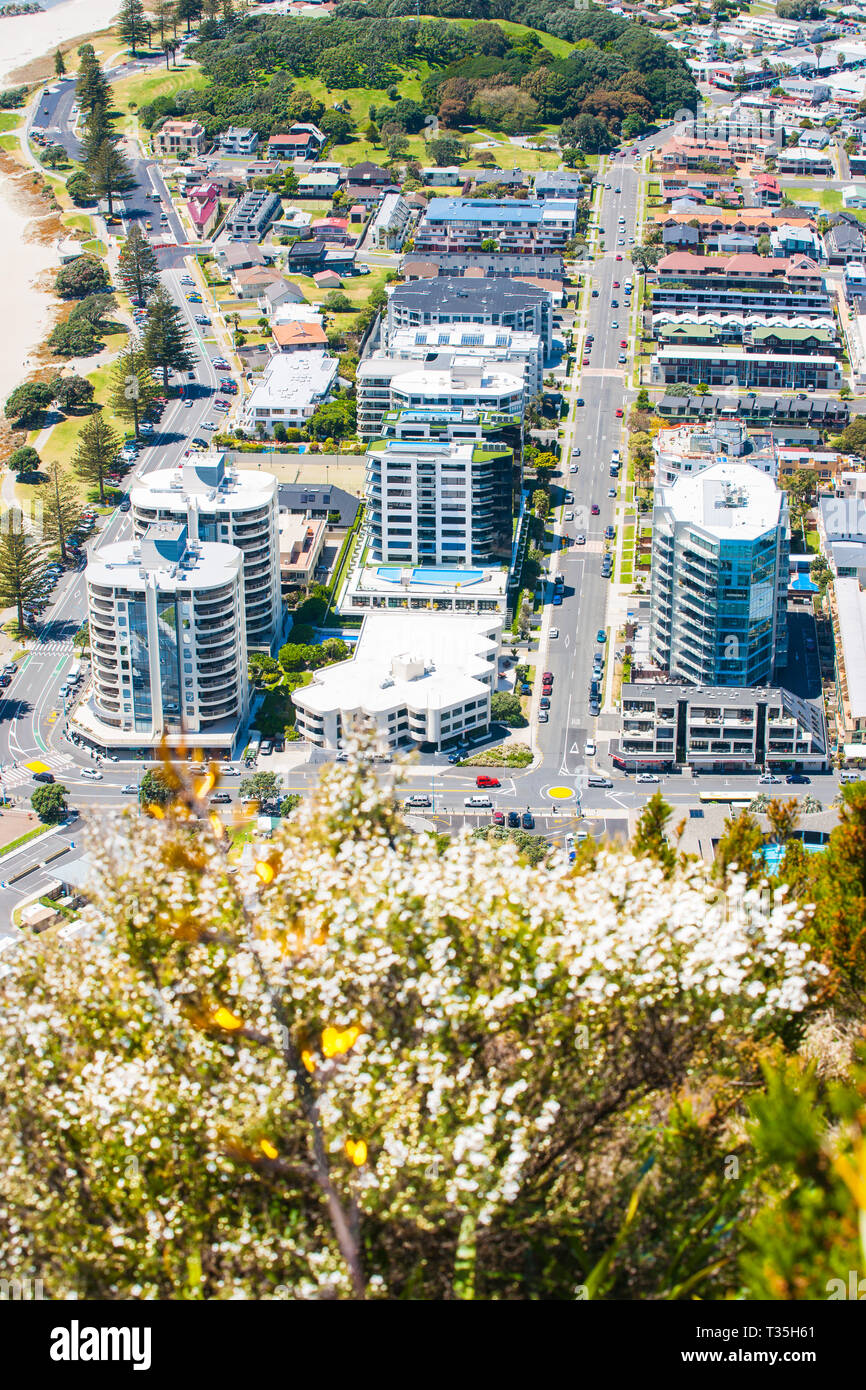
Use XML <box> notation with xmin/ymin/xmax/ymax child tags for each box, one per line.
<box><xmin>130</xmin><ymin>453</ymin><xmax>281</xmax><ymax>650</ymax></box>
<box><xmin>82</xmin><ymin>523</ymin><xmax>249</xmax><ymax>754</ymax></box>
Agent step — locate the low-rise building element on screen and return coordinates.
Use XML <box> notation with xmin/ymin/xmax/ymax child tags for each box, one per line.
<box><xmin>614</xmin><ymin>682</ymin><xmax>828</xmax><ymax>773</ymax></box>
<box><xmin>186</xmin><ymin>183</ymin><xmax>220</xmax><ymax>239</ymax></box>
<box><xmin>219</xmin><ymin>127</ymin><xmax>258</xmax><ymax>156</ymax></box>
<box><xmin>241</xmin><ymin>351</ymin><xmax>338</xmax><ymax>433</ymax></box>
<box><xmin>271</xmin><ymin>320</ymin><xmax>328</xmax><ymax>353</ymax></box>
<box><xmin>830</xmin><ymin>576</ymin><xmax>866</xmax><ymax>757</ymax></box>
<box><xmin>369</xmin><ymin>192</ymin><xmax>413</xmax><ymax>251</ymax></box>
<box><xmin>650</xmin><ymin>344</ymin><xmax>841</xmax><ymax>390</ymax></box>
<box><xmin>413</xmin><ymin>196</ymin><xmax>581</xmax><ymax>256</ymax></box>
<box><xmin>153</xmin><ymin>118</ymin><xmax>207</xmax><ymax>158</ymax></box>
<box><xmin>268</xmin><ymin>125</ymin><xmax>325</xmax><ymax>160</ymax></box>
<box><xmin>777</xmin><ymin>145</ymin><xmax>834</xmax><ymax>176</ymax></box>
<box><xmin>225</xmin><ymin>189</ymin><xmax>282</xmax><ymax>242</ymax></box>
<box><xmin>279</xmin><ymin>514</ymin><xmax>327</xmax><ymax>589</ymax></box>
<box><xmin>292</xmin><ymin>613</ymin><xmax>501</xmax><ymax>752</ymax></box>
<box><xmin>357</xmin><ymin>356</ymin><xmax>525</xmax><ymax>440</ymax></box>
<box><xmin>386</xmin><ymin>276</ymin><xmax>554</xmax><ymax>353</ymax></box>
<box><xmin>818</xmin><ymin>495</ymin><xmax>866</xmax><ymax>584</ymax></box>
<box><xmin>657</xmin><ymin>392</ymin><xmax>849</xmax><ymax>430</ymax></box>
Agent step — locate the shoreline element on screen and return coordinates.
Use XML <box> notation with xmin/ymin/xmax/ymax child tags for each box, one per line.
<box><xmin>0</xmin><ymin>0</ymin><xmax>119</xmax><ymax>459</ymax></box>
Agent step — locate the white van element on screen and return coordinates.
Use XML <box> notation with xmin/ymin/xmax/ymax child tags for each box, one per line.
<box><xmin>464</xmin><ymin>794</ymin><xmax>492</xmax><ymax>808</ymax></box>
<box><xmin>67</xmin><ymin>660</ymin><xmax>81</xmax><ymax>685</ymax></box>
<box><xmin>611</xmin><ymin>449</ymin><xmax>620</xmax><ymax>464</ymax></box>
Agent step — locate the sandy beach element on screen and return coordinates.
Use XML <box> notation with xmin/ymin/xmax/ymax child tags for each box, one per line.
<box><xmin>0</xmin><ymin>0</ymin><xmax>119</xmax><ymax>447</ymax></box>
<box><xmin>0</xmin><ymin>0</ymin><xmax>119</xmax><ymax>86</ymax></box>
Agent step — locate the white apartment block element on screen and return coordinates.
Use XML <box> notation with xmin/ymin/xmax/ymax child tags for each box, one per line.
<box><xmin>292</xmin><ymin>612</ymin><xmax>501</xmax><ymax>752</ymax></box>
<box><xmin>130</xmin><ymin>454</ymin><xmax>281</xmax><ymax>651</ymax></box>
<box><xmin>80</xmin><ymin>523</ymin><xmax>248</xmax><ymax>755</ymax></box>
<box><xmin>387</xmin><ymin>323</ymin><xmax>543</xmax><ymax>393</ymax></box>
<box><xmin>242</xmin><ymin>352</ymin><xmax>338</xmax><ymax>433</ymax></box>
<box><xmin>357</xmin><ymin>356</ymin><xmax>524</xmax><ymax>439</ymax></box>
<box><xmin>369</xmin><ymin>192</ymin><xmax>413</xmax><ymax>251</ymax></box>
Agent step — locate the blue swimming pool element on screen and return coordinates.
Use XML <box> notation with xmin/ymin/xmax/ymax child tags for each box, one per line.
<box><xmin>760</xmin><ymin>841</ymin><xmax>825</xmax><ymax>872</ymax></box>
<box><xmin>375</xmin><ymin>566</ymin><xmax>485</xmax><ymax>586</ymax></box>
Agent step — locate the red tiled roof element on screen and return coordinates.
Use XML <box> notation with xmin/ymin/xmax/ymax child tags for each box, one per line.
<box><xmin>187</xmin><ymin>197</ymin><xmax>217</xmax><ymax>227</ymax></box>
<box><xmin>272</xmin><ymin>321</ymin><xmax>328</xmax><ymax>347</ymax></box>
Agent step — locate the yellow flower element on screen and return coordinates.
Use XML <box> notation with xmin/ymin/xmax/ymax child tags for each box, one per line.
<box><xmin>213</xmin><ymin>1007</ymin><xmax>243</xmax><ymax>1031</ymax></box>
<box><xmin>322</xmin><ymin>1025</ymin><xmax>362</xmax><ymax>1058</ymax></box>
<box><xmin>834</xmin><ymin>1142</ymin><xmax>866</xmax><ymax>1209</ymax></box>
<box><xmin>260</xmin><ymin>1139</ymin><xmax>278</xmax><ymax>1160</ymax></box>
<box><xmin>301</xmin><ymin>1050</ymin><xmax>316</xmax><ymax>1073</ymax></box>
<box><xmin>345</xmin><ymin>1139</ymin><xmax>367</xmax><ymax>1167</ymax></box>
<box><xmin>255</xmin><ymin>860</ymin><xmax>275</xmax><ymax>884</ymax></box>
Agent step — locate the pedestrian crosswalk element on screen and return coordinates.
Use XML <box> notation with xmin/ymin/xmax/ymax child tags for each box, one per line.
<box><xmin>1</xmin><ymin>751</ymin><xmax>75</xmax><ymax>791</ymax></box>
<box><xmin>27</xmin><ymin>640</ymin><xmax>75</xmax><ymax>655</ymax></box>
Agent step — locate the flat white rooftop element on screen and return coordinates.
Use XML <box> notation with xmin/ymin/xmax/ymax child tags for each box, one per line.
<box><xmin>293</xmin><ymin>612</ymin><xmax>500</xmax><ymax>716</ymax></box>
<box><xmin>835</xmin><ymin>576</ymin><xmax>866</xmax><ymax>720</ymax></box>
<box><xmin>658</xmin><ymin>461</ymin><xmax>786</xmax><ymax>539</ymax></box>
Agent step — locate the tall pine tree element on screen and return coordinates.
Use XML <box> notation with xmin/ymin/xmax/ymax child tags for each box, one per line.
<box><xmin>73</xmin><ymin>409</ymin><xmax>121</xmax><ymax>504</ymax></box>
<box><xmin>117</xmin><ymin>0</ymin><xmax>149</xmax><ymax>56</ymax></box>
<box><xmin>110</xmin><ymin>342</ymin><xmax>159</xmax><ymax>437</ymax></box>
<box><xmin>117</xmin><ymin>224</ymin><xmax>159</xmax><ymax>306</ymax></box>
<box><xmin>89</xmin><ymin>138</ymin><xmax>136</xmax><ymax>215</ymax></box>
<box><xmin>0</xmin><ymin>512</ymin><xmax>47</xmax><ymax>632</ymax></box>
<box><xmin>142</xmin><ymin>285</ymin><xmax>195</xmax><ymax>391</ymax></box>
<box><xmin>54</xmin><ymin>50</ymin><xmax>66</xmax><ymax>77</ymax></box>
<box><xmin>75</xmin><ymin>51</ymin><xmax>109</xmax><ymax>118</ymax></box>
<box><xmin>40</xmin><ymin>460</ymin><xmax>81</xmax><ymax>564</ymax></box>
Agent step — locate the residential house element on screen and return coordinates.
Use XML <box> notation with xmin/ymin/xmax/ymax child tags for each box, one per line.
<box><xmin>754</xmin><ymin>173</ymin><xmax>782</xmax><ymax>206</ymax></box>
<box><xmin>215</xmin><ymin>242</ymin><xmax>267</xmax><ymax>274</ymax></box>
<box><xmin>153</xmin><ymin>118</ymin><xmax>207</xmax><ymax>158</ymax></box>
<box><xmin>279</xmin><ymin>515</ymin><xmax>327</xmax><ymax>590</ymax></box>
<box><xmin>825</xmin><ymin>217</ymin><xmax>866</xmax><ymax>264</ymax></box>
<box><xmin>186</xmin><ymin>182</ymin><xmax>221</xmax><ymax>240</ymax></box>
<box><xmin>286</xmin><ymin>238</ymin><xmax>327</xmax><ymax>273</ymax></box>
<box><xmin>533</xmin><ymin>169</ymin><xmax>587</xmax><ymax>199</ymax></box>
<box><xmin>313</xmin><ymin>269</ymin><xmax>342</xmax><ymax>289</ymax></box>
<box><xmin>296</xmin><ymin>169</ymin><xmax>341</xmax><ymax>199</ymax></box>
<box><xmin>268</xmin><ymin>126</ymin><xmax>325</xmax><ymax>161</ymax></box>
<box><xmin>776</xmin><ymin>144</ymin><xmax>833</xmax><ymax>175</ymax></box>
<box><xmin>271</xmin><ymin>320</ymin><xmax>329</xmax><ymax>353</ymax></box>
<box><xmin>843</xmin><ymin>184</ymin><xmax>866</xmax><ymax>208</ymax></box>
<box><xmin>219</xmin><ymin>127</ymin><xmax>258</xmax><ymax>156</ymax></box>
<box><xmin>310</xmin><ymin>216</ymin><xmax>352</xmax><ymax>243</ymax></box>
<box><xmin>345</xmin><ymin>162</ymin><xmax>391</xmax><ymax>189</ymax></box>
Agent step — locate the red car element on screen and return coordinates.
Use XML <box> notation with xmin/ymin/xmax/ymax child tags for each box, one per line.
<box><xmin>492</xmin><ymin>810</ymin><xmax>505</xmax><ymax>825</ymax></box>
<box><xmin>591</xmin><ymin>503</ymin><xmax>600</xmax><ymax>515</ymax></box>
<box><xmin>613</xmin><ymin>280</ymin><xmax>620</xmax><ymax>288</ymax></box>
<box><xmin>582</xmin><ymin>357</ymin><xmax>590</xmax><ymax>366</ymax></box>
<box><xmin>615</xmin><ymin>254</ymin><xmax>623</xmax><ymax>261</ymax></box>
<box><xmin>542</xmin><ymin>672</ymin><xmax>553</xmax><ymax>683</ymax></box>
<box><xmin>615</xmin><ymin>407</ymin><xmax>624</xmax><ymax>417</ymax></box>
<box><xmin>620</xmin><ymin>340</ymin><xmax>628</xmax><ymax>348</ymax></box>
<box><xmin>476</xmin><ymin>774</ymin><xmax>500</xmax><ymax>788</ymax></box>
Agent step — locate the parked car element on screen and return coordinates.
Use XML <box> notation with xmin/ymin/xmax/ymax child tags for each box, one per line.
<box><xmin>210</xmin><ymin>792</ymin><xmax>232</xmax><ymax>804</ymax></box>
<box><xmin>521</xmin><ymin>811</ymin><xmax>534</xmax><ymax>829</ymax></box>
<box><xmin>121</xmin><ymin>783</ymin><xmax>138</xmax><ymax>794</ymax></box>
<box><xmin>636</xmin><ymin>773</ymin><xmax>659</xmax><ymax>785</ymax></box>
<box><xmin>584</xmin><ymin>740</ymin><xmax>596</xmax><ymax>757</ymax></box>
<box><xmin>758</xmin><ymin>774</ymin><xmax>781</xmax><ymax>785</ymax></box>
<box><xmin>492</xmin><ymin>810</ymin><xmax>505</xmax><ymax>826</ymax></box>
<box><xmin>507</xmin><ymin>810</ymin><xmax>520</xmax><ymax>828</ymax></box>
<box><xmin>476</xmin><ymin>775</ymin><xmax>500</xmax><ymax>788</ymax></box>
<box><xmin>464</xmin><ymin>794</ymin><xmax>492</xmax><ymax>809</ymax></box>
<box><xmin>540</xmin><ymin>696</ymin><xmax>551</xmax><ymax>710</ymax></box>
<box><xmin>552</xmin><ymin>593</ymin><xmax>562</xmax><ymax>605</ymax></box>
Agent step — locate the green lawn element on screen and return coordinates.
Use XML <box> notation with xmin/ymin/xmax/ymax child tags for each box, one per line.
<box><xmin>785</xmin><ymin>185</ymin><xmax>842</xmax><ymax>213</ymax></box>
<box><xmin>0</xmin><ymin>112</ymin><xmax>22</xmax><ymax>133</ymax></box>
<box><xmin>111</xmin><ymin>65</ymin><xmax>209</xmax><ymax>116</ymax></box>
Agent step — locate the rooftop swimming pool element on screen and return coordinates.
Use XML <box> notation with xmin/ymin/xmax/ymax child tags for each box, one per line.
<box><xmin>760</xmin><ymin>840</ymin><xmax>825</xmax><ymax>872</ymax></box>
<box><xmin>375</xmin><ymin>566</ymin><xmax>485</xmax><ymax>586</ymax></box>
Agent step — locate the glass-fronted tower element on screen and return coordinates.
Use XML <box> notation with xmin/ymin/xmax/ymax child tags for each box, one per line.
<box><xmin>650</xmin><ymin>462</ymin><xmax>789</xmax><ymax>686</ymax></box>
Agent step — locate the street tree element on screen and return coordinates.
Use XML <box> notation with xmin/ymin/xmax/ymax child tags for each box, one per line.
<box><xmin>176</xmin><ymin>0</ymin><xmax>202</xmax><ymax>32</ymax></box>
<box><xmin>117</xmin><ymin>224</ymin><xmax>159</xmax><ymax>305</ymax></box>
<box><xmin>140</xmin><ymin>769</ymin><xmax>176</xmax><ymax>808</ymax></box>
<box><xmin>54</xmin><ymin>49</ymin><xmax>66</xmax><ymax>77</ymax></box>
<box><xmin>40</xmin><ymin>460</ymin><xmax>81</xmax><ymax>563</ymax></box>
<box><xmin>75</xmin><ymin>50</ymin><xmax>109</xmax><ymax>118</ymax></box>
<box><xmin>0</xmin><ymin>511</ymin><xmax>47</xmax><ymax>631</ymax></box>
<box><xmin>110</xmin><ymin>342</ymin><xmax>159</xmax><ymax>437</ymax></box>
<box><xmin>54</xmin><ymin>254</ymin><xmax>110</xmax><ymax>300</ymax></box>
<box><xmin>239</xmin><ymin>770</ymin><xmax>282</xmax><ymax>805</ymax></box>
<box><xmin>81</xmin><ymin>102</ymin><xmax>117</xmax><ymax>167</ymax></box>
<box><xmin>7</xmin><ymin>446</ymin><xmax>40</xmax><ymax>476</ymax></box>
<box><xmin>30</xmin><ymin>783</ymin><xmax>69</xmax><ymax>824</ymax></box>
<box><xmin>72</xmin><ymin>409</ymin><xmax>121</xmax><ymax>504</ymax></box>
<box><xmin>142</xmin><ymin>285</ymin><xmax>195</xmax><ymax>390</ymax></box>
<box><xmin>88</xmin><ymin>139</ymin><xmax>136</xmax><ymax>215</ymax></box>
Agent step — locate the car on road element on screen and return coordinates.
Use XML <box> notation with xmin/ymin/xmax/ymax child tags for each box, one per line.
<box><xmin>611</xmin><ymin>298</ymin><xmax>618</xmax><ymax>307</ymax></box>
<box><xmin>636</xmin><ymin>773</ymin><xmax>659</xmax><ymax>785</ymax></box>
<box><xmin>549</xmin><ymin>627</ymin><xmax>559</xmax><ymax>639</ymax></box>
<box><xmin>191</xmin><ymin>437</ymin><xmax>209</xmax><ymax>449</ymax></box>
<box><xmin>620</xmin><ymin>340</ymin><xmax>628</xmax><ymax>348</ymax></box>
<box><xmin>591</xmin><ymin>289</ymin><xmax>599</xmax><ymax>297</ymax></box>
<box><xmin>213</xmin><ymin>358</ymin><xmax>229</xmax><ymax>369</ymax></box>
<box><xmin>542</xmin><ymin>671</ymin><xmax>553</xmax><ymax>683</ymax></box>
<box><xmin>552</xmin><ymin>593</ymin><xmax>562</xmax><ymax>605</ymax></box>
<box><xmin>591</xmin><ymin>503</ymin><xmax>600</xmax><ymax>515</ymax></box>
<box><xmin>194</xmin><ymin>315</ymin><xmax>211</xmax><ymax>326</ymax></box>
<box><xmin>575</xmin><ymin>533</ymin><xmax>586</xmax><ymax>545</ymax></box>
<box><xmin>183</xmin><ymin>398</ymin><xmax>194</xmax><ymax>407</ymax></box>
<box><xmin>618</xmin><ymin>353</ymin><xmax>627</xmax><ymax>364</ymax></box>
<box><xmin>210</xmin><ymin>792</ymin><xmax>232</xmax><ymax>804</ymax></box>
<box><xmin>613</xmin><ymin>280</ymin><xmax>620</xmax><ymax>288</ymax></box>
<box><xmin>405</xmin><ymin>794</ymin><xmax>432</xmax><ymax>808</ymax></box>
<box><xmin>220</xmin><ymin>764</ymin><xmax>239</xmax><ymax>775</ymax></box>
<box><xmin>492</xmin><ymin>810</ymin><xmax>505</xmax><ymax>825</ymax></box>
<box><xmin>118</xmin><ymin>497</ymin><xmax>130</xmax><ymax>512</ymax></box>
<box><xmin>465</xmin><ymin>794</ymin><xmax>492</xmax><ymax>809</ymax></box>
<box><xmin>615</xmin><ymin>187</ymin><xmax>621</xmax><ymax>194</ymax></box>
<box><xmin>573</xmin><ymin>447</ymin><xmax>581</xmax><ymax>456</ymax></box>
<box><xmin>758</xmin><ymin>774</ymin><xmax>781</xmax><ymax>784</ymax></box>
<box><xmin>538</xmin><ymin>710</ymin><xmax>549</xmax><ymax>722</ymax></box>
<box><xmin>589</xmin><ymin>699</ymin><xmax>600</xmax><ymax>716</ymax></box>
<box><xmin>584</xmin><ymin>740</ymin><xmax>596</xmax><ymax>757</ymax></box>
<box><xmin>604</xmin><ymin>525</ymin><xmax>616</xmax><ymax>539</ymax></box>
<box><xmin>840</xmin><ymin>771</ymin><xmax>861</xmax><ymax>783</ymax></box>
<box><xmin>786</xmin><ymin>773</ymin><xmax>811</xmax><ymax>784</ymax></box>
<box><xmin>569</xmin><ymin>464</ymin><xmax>578</xmax><ymax>474</ymax></box>
<box><xmin>564</xmin><ymin>510</ymin><xmax>574</xmax><ymax>521</ymax></box>
<box><xmin>610</xmin><ymin>320</ymin><xmax>618</xmax><ymax>329</ymax></box>
<box><xmin>476</xmin><ymin>775</ymin><xmax>500</xmax><ymax>788</ymax></box>
<box><xmin>81</xmin><ymin>768</ymin><xmax>102</xmax><ymax>780</ymax></box>
<box><xmin>202</xmin><ymin>421</ymin><xmax>217</xmax><ymax>430</ymax></box>
<box><xmin>32</xmin><ymin>771</ymin><xmax>55</xmax><ymax>783</ymax></box>
<box><xmin>616</xmin><ymin>254</ymin><xmax>622</xmax><ymax>261</ymax></box>
<box><xmin>522</xmin><ymin>811</ymin><xmax>535</xmax><ymax>829</ymax></box>
<box><xmin>615</xmin><ymin>408</ymin><xmax>623</xmax><ymax>417</ymax></box>
<box><xmin>540</xmin><ymin>696</ymin><xmax>551</xmax><ymax>710</ymax></box>
<box><xmin>608</xmin><ymin>487</ymin><xmax>616</xmax><ymax>498</ymax></box>
<box><xmin>186</xmin><ymin>293</ymin><xmax>202</xmax><ymax>302</ymax></box>
<box><xmin>576</xmin><ymin>397</ymin><xmax>585</xmax><ymax>406</ymax></box>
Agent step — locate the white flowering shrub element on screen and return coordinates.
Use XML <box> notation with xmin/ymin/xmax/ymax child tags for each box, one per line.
<box><xmin>0</xmin><ymin>749</ymin><xmax>824</xmax><ymax>1300</ymax></box>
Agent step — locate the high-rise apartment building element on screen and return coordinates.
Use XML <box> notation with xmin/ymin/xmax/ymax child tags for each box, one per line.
<box><xmin>82</xmin><ymin>523</ymin><xmax>248</xmax><ymax>754</ymax></box>
<box><xmin>130</xmin><ymin>454</ymin><xmax>281</xmax><ymax>650</ymax></box>
<box><xmin>650</xmin><ymin>462</ymin><xmax>789</xmax><ymax>686</ymax></box>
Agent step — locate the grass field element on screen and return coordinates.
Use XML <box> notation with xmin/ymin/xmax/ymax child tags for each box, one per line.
<box><xmin>0</xmin><ymin>112</ymin><xmax>22</xmax><ymax>134</ymax></box>
<box><xmin>111</xmin><ymin>65</ymin><xmax>210</xmax><ymax>116</ymax></box>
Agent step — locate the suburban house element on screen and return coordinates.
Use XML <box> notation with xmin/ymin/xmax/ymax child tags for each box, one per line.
<box><xmin>186</xmin><ymin>182</ymin><xmax>221</xmax><ymax>239</ymax></box>
<box><xmin>297</xmin><ymin>168</ymin><xmax>341</xmax><ymax>199</ymax></box>
<box><xmin>345</xmin><ymin>161</ymin><xmax>391</xmax><ymax>188</ymax></box>
<box><xmin>215</xmin><ymin>242</ymin><xmax>267</xmax><ymax>274</ymax></box>
<box><xmin>776</xmin><ymin>145</ymin><xmax>833</xmax><ymax>175</ymax></box>
<box><xmin>219</xmin><ymin>126</ymin><xmax>259</xmax><ymax>156</ymax></box>
<box><xmin>268</xmin><ymin>124</ymin><xmax>325</xmax><ymax>161</ymax></box>
<box><xmin>224</xmin><ymin>189</ymin><xmax>282</xmax><ymax>242</ymax></box>
<box><xmin>754</xmin><ymin>173</ymin><xmax>782</xmax><ymax>206</ymax></box>
<box><xmin>825</xmin><ymin>216</ymin><xmax>866</xmax><ymax>264</ymax></box>
<box><xmin>278</xmin><ymin>515</ymin><xmax>328</xmax><ymax>589</ymax></box>
<box><xmin>153</xmin><ymin>118</ymin><xmax>208</xmax><ymax>158</ymax></box>
<box><xmin>271</xmin><ymin>320</ymin><xmax>329</xmax><ymax>353</ymax></box>
<box><xmin>287</xmin><ymin>239</ymin><xmax>327</xmax><ymax>273</ymax></box>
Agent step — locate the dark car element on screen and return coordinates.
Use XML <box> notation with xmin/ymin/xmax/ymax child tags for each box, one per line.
<box><xmin>522</xmin><ymin>811</ymin><xmax>535</xmax><ymax>830</ymax></box>
<box><xmin>540</xmin><ymin>696</ymin><xmax>551</xmax><ymax>710</ymax></box>
<box><xmin>273</xmin><ymin>736</ymin><xmax>285</xmax><ymax>752</ymax></box>
<box><xmin>576</xmin><ymin>397</ymin><xmax>585</xmax><ymax>407</ymax></box>
<box><xmin>589</xmin><ymin>699</ymin><xmax>600</xmax><ymax>716</ymax></box>
<box><xmin>520</xmin><ymin>683</ymin><xmax>532</xmax><ymax>695</ymax></box>
<box><xmin>210</xmin><ymin>792</ymin><xmax>232</xmax><ymax>805</ymax></box>
<box><xmin>786</xmin><ymin>773</ymin><xmax>811</xmax><ymax>784</ymax></box>
<box><xmin>32</xmin><ymin>771</ymin><xmax>55</xmax><ymax>784</ymax></box>
<box><xmin>507</xmin><ymin>810</ymin><xmax>520</xmax><ymax>828</ymax></box>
